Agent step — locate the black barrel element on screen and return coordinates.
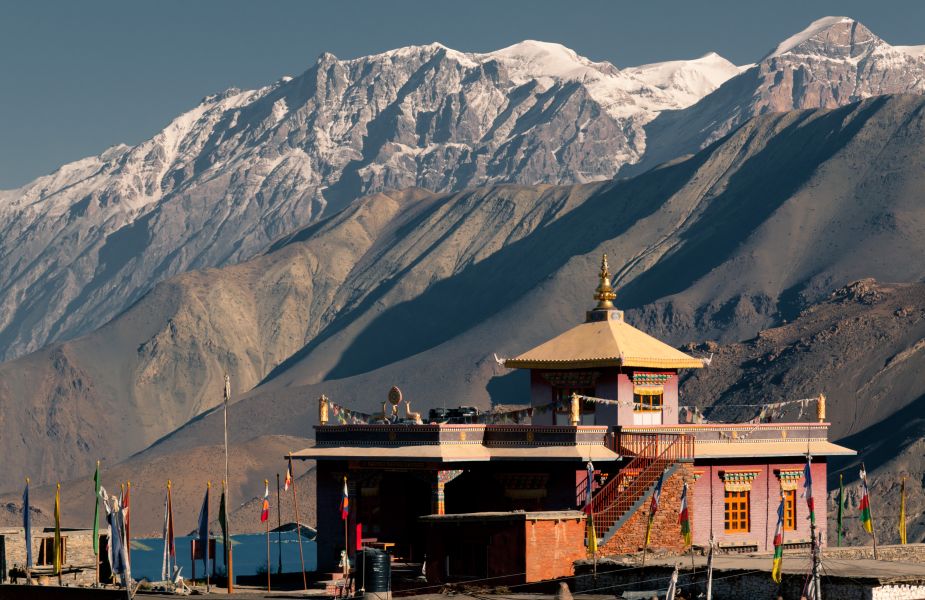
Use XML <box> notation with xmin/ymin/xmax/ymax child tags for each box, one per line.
<box><xmin>358</xmin><ymin>548</ymin><xmax>391</xmax><ymax>595</ymax></box>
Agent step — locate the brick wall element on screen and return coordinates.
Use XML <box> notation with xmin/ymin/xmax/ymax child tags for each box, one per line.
<box><xmin>690</xmin><ymin>459</ymin><xmax>828</xmax><ymax>551</ymax></box>
<box><xmin>598</xmin><ymin>463</ymin><xmax>692</xmax><ymax>555</ymax></box>
<box><xmin>524</xmin><ymin>516</ymin><xmax>586</xmax><ymax>582</ymax></box>
<box><xmin>2</xmin><ymin>528</ymin><xmax>98</xmax><ymax>585</ymax></box>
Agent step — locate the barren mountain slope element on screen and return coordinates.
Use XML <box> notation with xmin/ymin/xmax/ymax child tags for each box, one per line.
<box><xmin>0</xmin><ymin>42</ymin><xmax>739</xmax><ymax>363</ymax></box>
<box><xmin>3</xmin><ymin>95</ymin><xmax>925</xmax><ymax>503</ymax></box>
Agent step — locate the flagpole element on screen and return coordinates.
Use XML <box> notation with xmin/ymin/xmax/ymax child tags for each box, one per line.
<box><xmin>289</xmin><ymin>452</ymin><xmax>308</xmax><ymax>590</ymax></box>
<box><xmin>224</xmin><ymin>374</ymin><xmax>234</xmax><ymax>594</ymax></box>
<box><xmin>55</xmin><ymin>483</ymin><xmax>62</xmax><ymax>586</ymax></box>
<box><xmin>207</xmin><ymin>481</ymin><xmax>211</xmax><ymax>593</ymax></box>
<box><xmin>265</xmin><ymin>479</ymin><xmax>272</xmax><ymax>592</ymax></box>
<box><xmin>276</xmin><ymin>473</ymin><xmax>283</xmax><ymax>576</ymax></box>
<box><xmin>126</xmin><ymin>480</ymin><xmax>131</xmax><ymax>572</ymax></box>
<box><xmin>344</xmin><ymin>475</ymin><xmax>349</xmax><ymax>580</ymax></box>
<box><xmin>94</xmin><ymin>461</ymin><xmax>100</xmax><ymax>586</ymax></box>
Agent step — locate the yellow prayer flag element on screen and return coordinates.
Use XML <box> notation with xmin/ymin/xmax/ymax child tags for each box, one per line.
<box><xmin>900</xmin><ymin>478</ymin><xmax>907</xmax><ymax>545</ymax></box>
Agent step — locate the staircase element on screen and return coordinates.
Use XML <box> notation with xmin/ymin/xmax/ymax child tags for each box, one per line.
<box><xmin>590</xmin><ymin>431</ymin><xmax>694</xmax><ymax>546</ymax></box>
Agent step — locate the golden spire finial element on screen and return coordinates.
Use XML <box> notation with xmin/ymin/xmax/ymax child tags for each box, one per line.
<box><xmin>593</xmin><ymin>253</ymin><xmax>616</xmax><ymax>309</ymax></box>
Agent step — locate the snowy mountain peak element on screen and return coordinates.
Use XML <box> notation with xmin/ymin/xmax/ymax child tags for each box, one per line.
<box><xmin>766</xmin><ymin>16</ymin><xmax>882</xmax><ymax>59</ymax></box>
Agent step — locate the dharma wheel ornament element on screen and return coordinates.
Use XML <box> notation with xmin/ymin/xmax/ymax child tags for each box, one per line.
<box><xmin>594</xmin><ymin>253</ymin><xmax>617</xmax><ymax>309</ymax></box>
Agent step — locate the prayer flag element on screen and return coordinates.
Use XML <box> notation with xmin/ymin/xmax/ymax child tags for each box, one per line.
<box><xmin>586</xmin><ymin>511</ymin><xmax>598</xmax><ymax>554</ymax></box>
<box><xmin>771</xmin><ymin>496</ymin><xmax>785</xmax><ymax>583</ymax></box>
<box><xmin>644</xmin><ymin>470</ymin><xmax>665</xmax><ymax>546</ymax></box>
<box><xmin>584</xmin><ymin>461</ymin><xmax>594</xmax><ymax>514</ymax></box>
<box><xmin>284</xmin><ymin>467</ymin><xmax>292</xmax><ymax>492</ymax></box>
<box><xmin>23</xmin><ymin>479</ymin><xmax>32</xmax><ymax>568</ymax></box>
<box><xmin>340</xmin><ymin>476</ymin><xmax>349</xmax><ymax>520</ymax></box>
<box><xmin>802</xmin><ymin>458</ymin><xmax>815</xmax><ymax>524</ymax></box>
<box><xmin>900</xmin><ymin>477</ymin><xmax>907</xmax><ymax>545</ymax></box>
<box><xmin>92</xmin><ymin>463</ymin><xmax>101</xmax><ymax>556</ymax></box>
<box><xmin>836</xmin><ymin>474</ymin><xmax>845</xmax><ymax>547</ymax></box>
<box><xmin>261</xmin><ymin>481</ymin><xmax>270</xmax><ymax>523</ymax></box>
<box><xmin>666</xmin><ymin>564</ymin><xmax>679</xmax><ymax>599</ymax></box>
<box><xmin>161</xmin><ymin>483</ymin><xmax>176</xmax><ymax>582</ymax></box>
<box><xmin>219</xmin><ymin>483</ymin><xmax>229</xmax><ymax>564</ymax></box>
<box><xmin>197</xmin><ymin>484</ymin><xmax>211</xmax><ymax>576</ymax></box>
<box><xmin>679</xmin><ymin>482</ymin><xmax>691</xmax><ymax>546</ymax></box>
<box><xmin>860</xmin><ymin>467</ymin><xmax>873</xmax><ymax>534</ymax></box>
<box><xmin>54</xmin><ymin>484</ymin><xmax>62</xmax><ymax>575</ymax></box>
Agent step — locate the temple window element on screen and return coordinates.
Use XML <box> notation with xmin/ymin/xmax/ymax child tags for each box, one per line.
<box><xmin>724</xmin><ymin>490</ymin><xmax>750</xmax><ymax>533</ymax></box>
<box><xmin>783</xmin><ymin>489</ymin><xmax>797</xmax><ymax>531</ymax></box>
<box><xmin>37</xmin><ymin>537</ymin><xmax>66</xmax><ymax>566</ymax></box>
<box><xmin>633</xmin><ymin>392</ymin><xmax>663</xmax><ymax>411</ymax></box>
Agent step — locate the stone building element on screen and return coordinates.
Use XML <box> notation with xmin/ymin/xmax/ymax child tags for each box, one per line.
<box><xmin>1</xmin><ymin>527</ymin><xmax>106</xmax><ymax>585</ymax></box>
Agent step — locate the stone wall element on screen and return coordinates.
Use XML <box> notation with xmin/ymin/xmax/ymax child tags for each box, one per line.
<box><xmin>524</xmin><ymin>517</ymin><xmax>586</xmax><ymax>582</ymax></box>
<box><xmin>598</xmin><ymin>463</ymin><xmax>692</xmax><ymax>555</ymax></box>
<box><xmin>1</xmin><ymin>528</ymin><xmax>99</xmax><ymax>585</ymax></box>
<box><xmin>822</xmin><ymin>543</ymin><xmax>925</xmax><ymax>562</ymax></box>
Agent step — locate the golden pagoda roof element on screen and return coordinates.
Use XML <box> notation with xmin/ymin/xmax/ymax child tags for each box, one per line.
<box><xmin>505</xmin><ymin>253</ymin><xmax>703</xmax><ymax>370</ymax></box>
<box><xmin>504</xmin><ymin>315</ymin><xmax>704</xmax><ymax>370</ymax></box>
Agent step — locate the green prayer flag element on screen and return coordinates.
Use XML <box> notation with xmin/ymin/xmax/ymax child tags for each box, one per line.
<box><xmin>92</xmin><ymin>462</ymin><xmax>101</xmax><ymax>556</ymax></box>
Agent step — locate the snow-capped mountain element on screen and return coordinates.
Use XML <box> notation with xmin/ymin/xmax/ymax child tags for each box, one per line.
<box><xmin>0</xmin><ymin>41</ymin><xmax>740</xmax><ymax>360</ymax></box>
<box><xmin>631</xmin><ymin>17</ymin><xmax>925</xmax><ymax>173</ymax></box>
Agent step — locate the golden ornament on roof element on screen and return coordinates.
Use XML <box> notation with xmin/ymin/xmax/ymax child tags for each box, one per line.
<box><xmin>594</xmin><ymin>253</ymin><xmax>617</xmax><ymax>309</ymax></box>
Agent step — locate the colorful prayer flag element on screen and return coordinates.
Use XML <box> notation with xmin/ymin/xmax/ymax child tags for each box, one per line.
<box><xmin>586</xmin><ymin>511</ymin><xmax>598</xmax><ymax>554</ymax></box>
<box><xmin>261</xmin><ymin>481</ymin><xmax>270</xmax><ymax>523</ymax></box>
<box><xmin>54</xmin><ymin>483</ymin><xmax>62</xmax><ymax>575</ymax></box>
<box><xmin>284</xmin><ymin>467</ymin><xmax>292</xmax><ymax>492</ymax></box>
<box><xmin>161</xmin><ymin>482</ymin><xmax>176</xmax><ymax>582</ymax></box>
<box><xmin>23</xmin><ymin>479</ymin><xmax>33</xmax><ymax>569</ymax></box>
<box><xmin>771</xmin><ymin>496</ymin><xmax>785</xmax><ymax>583</ymax></box>
<box><xmin>92</xmin><ymin>463</ymin><xmax>101</xmax><ymax>557</ymax></box>
<box><xmin>900</xmin><ymin>477</ymin><xmax>907</xmax><ymax>545</ymax></box>
<box><xmin>644</xmin><ymin>470</ymin><xmax>665</xmax><ymax>546</ymax></box>
<box><xmin>860</xmin><ymin>467</ymin><xmax>873</xmax><ymax>534</ymax></box>
<box><xmin>584</xmin><ymin>461</ymin><xmax>594</xmax><ymax>514</ymax></box>
<box><xmin>679</xmin><ymin>482</ymin><xmax>691</xmax><ymax>546</ymax></box>
<box><xmin>802</xmin><ymin>458</ymin><xmax>815</xmax><ymax>524</ymax></box>
<box><xmin>340</xmin><ymin>476</ymin><xmax>349</xmax><ymax>520</ymax></box>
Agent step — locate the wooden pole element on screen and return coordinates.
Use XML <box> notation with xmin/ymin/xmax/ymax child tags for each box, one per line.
<box><xmin>276</xmin><ymin>473</ymin><xmax>283</xmax><ymax>575</ymax></box>
<box><xmin>266</xmin><ymin>479</ymin><xmax>271</xmax><ymax>592</ymax></box>
<box><xmin>206</xmin><ymin>481</ymin><xmax>211</xmax><ymax>593</ymax></box>
<box><xmin>289</xmin><ymin>453</ymin><xmax>308</xmax><ymax>590</ymax></box>
<box><xmin>223</xmin><ymin>374</ymin><xmax>234</xmax><ymax>593</ymax></box>
<box><xmin>126</xmin><ymin>480</ymin><xmax>131</xmax><ymax>575</ymax></box>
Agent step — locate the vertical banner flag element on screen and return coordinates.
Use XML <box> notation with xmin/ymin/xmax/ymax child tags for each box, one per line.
<box><xmin>23</xmin><ymin>479</ymin><xmax>33</xmax><ymax>568</ymax></box>
<box><xmin>585</xmin><ymin>462</ymin><xmax>597</xmax><ymax>553</ymax></box>
<box><xmin>666</xmin><ymin>565</ymin><xmax>679</xmax><ymax>599</ymax></box>
<box><xmin>54</xmin><ymin>483</ymin><xmax>62</xmax><ymax>576</ymax></box>
<box><xmin>645</xmin><ymin>470</ymin><xmax>665</xmax><ymax>546</ymax></box>
<box><xmin>261</xmin><ymin>481</ymin><xmax>270</xmax><ymax>522</ymax></box>
<box><xmin>836</xmin><ymin>474</ymin><xmax>845</xmax><ymax>547</ymax></box>
<box><xmin>340</xmin><ymin>476</ymin><xmax>349</xmax><ymax>520</ymax></box>
<box><xmin>860</xmin><ymin>466</ymin><xmax>873</xmax><ymax>534</ymax></box>
<box><xmin>802</xmin><ymin>457</ymin><xmax>815</xmax><ymax>524</ymax></box>
<box><xmin>124</xmin><ymin>482</ymin><xmax>131</xmax><ymax>567</ymax></box>
<box><xmin>219</xmin><ymin>482</ymin><xmax>229</xmax><ymax>565</ymax></box>
<box><xmin>771</xmin><ymin>496</ymin><xmax>785</xmax><ymax>583</ymax></box>
<box><xmin>285</xmin><ymin>466</ymin><xmax>292</xmax><ymax>492</ymax></box>
<box><xmin>900</xmin><ymin>477</ymin><xmax>907</xmax><ymax>545</ymax></box>
<box><xmin>197</xmin><ymin>484</ymin><xmax>211</xmax><ymax>575</ymax></box>
<box><xmin>679</xmin><ymin>482</ymin><xmax>692</xmax><ymax>546</ymax></box>
<box><xmin>92</xmin><ymin>462</ymin><xmax>101</xmax><ymax>557</ymax></box>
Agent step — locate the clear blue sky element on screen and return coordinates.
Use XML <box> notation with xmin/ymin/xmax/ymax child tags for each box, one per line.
<box><xmin>2</xmin><ymin>0</ymin><xmax>923</xmax><ymax>189</ymax></box>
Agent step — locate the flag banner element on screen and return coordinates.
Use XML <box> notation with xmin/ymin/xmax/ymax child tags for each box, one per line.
<box><xmin>23</xmin><ymin>480</ymin><xmax>33</xmax><ymax>568</ymax></box>
<box><xmin>666</xmin><ymin>565</ymin><xmax>679</xmax><ymax>599</ymax></box>
<box><xmin>356</xmin><ymin>523</ymin><xmax>363</xmax><ymax>551</ymax></box>
<box><xmin>771</xmin><ymin>496</ymin><xmax>785</xmax><ymax>583</ymax></box>
<box><xmin>584</xmin><ymin>461</ymin><xmax>594</xmax><ymax>514</ymax></box>
<box><xmin>679</xmin><ymin>482</ymin><xmax>691</xmax><ymax>546</ymax></box>
<box><xmin>124</xmin><ymin>482</ymin><xmax>131</xmax><ymax>567</ymax></box>
<box><xmin>284</xmin><ymin>467</ymin><xmax>292</xmax><ymax>492</ymax></box>
<box><xmin>161</xmin><ymin>486</ymin><xmax>171</xmax><ymax>581</ymax></box>
<box><xmin>900</xmin><ymin>478</ymin><xmax>907</xmax><ymax>545</ymax></box>
<box><xmin>54</xmin><ymin>484</ymin><xmax>62</xmax><ymax>576</ymax></box>
<box><xmin>219</xmin><ymin>485</ymin><xmax>229</xmax><ymax>564</ymax></box>
<box><xmin>93</xmin><ymin>463</ymin><xmax>101</xmax><ymax>556</ymax></box>
<box><xmin>860</xmin><ymin>467</ymin><xmax>873</xmax><ymax>535</ymax></box>
<box><xmin>644</xmin><ymin>470</ymin><xmax>665</xmax><ymax>546</ymax></box>
<box><xmin>261</xmin><ymin>482</ymin><xmax>270</xmax><ymax>523</ymax></box>
<box><xmin>340</xmin><ymin>476</ymin><xmax>349</xmax><ymax>520</ymax></box>
<box><xmin>802</xmin><ymin>458</ymin><xmax>815</xmax><ymax>524</ymax></box>
<box><xmin>836</xmin><ymin>474</ymin><xmax>845</xmax><ymax>547</ymax></box>
<box><xmin>586</xmin><ymin>511</ymin><xmax>598</xmax><ymax>554</ymax></box>
<box><xmin>197</xmin><ymin>484</ymin><xmax>211</xmax><ymax>575</ymax></box>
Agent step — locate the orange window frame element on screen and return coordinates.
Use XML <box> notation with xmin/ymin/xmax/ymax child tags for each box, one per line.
<box><xmin>723</xmin><ymin>490</ymin><xmax>750</xmax><ymax>533</ymax></box>
<box><xmin>783</xmin><ymin>489</ymin><xmax>796</xmax><ymax>531</ymax></box>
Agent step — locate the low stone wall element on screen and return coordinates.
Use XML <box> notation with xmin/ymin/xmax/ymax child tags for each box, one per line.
<box><xmin>823</xmin><ymin>543</ymin><xmax>925</xmax><ymax>563</ymax></box>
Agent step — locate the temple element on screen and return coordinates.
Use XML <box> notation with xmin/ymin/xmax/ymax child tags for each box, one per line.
<box><xmin>292</xmin><ymin>254</ymin><xmax>855</xmax><ymax>584</ymax></box>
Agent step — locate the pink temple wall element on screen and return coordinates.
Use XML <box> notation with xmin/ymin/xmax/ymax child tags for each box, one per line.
<box><xmin>689</xmin><ymin>459</ymin><xmax>828</xmax><ymax>550</ymax></box>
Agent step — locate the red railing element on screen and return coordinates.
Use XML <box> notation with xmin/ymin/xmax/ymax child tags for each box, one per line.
<box><xmin>589</xmin><ymin>432</ymin><xmax>694</xmax><ymax>541</ymax></box>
